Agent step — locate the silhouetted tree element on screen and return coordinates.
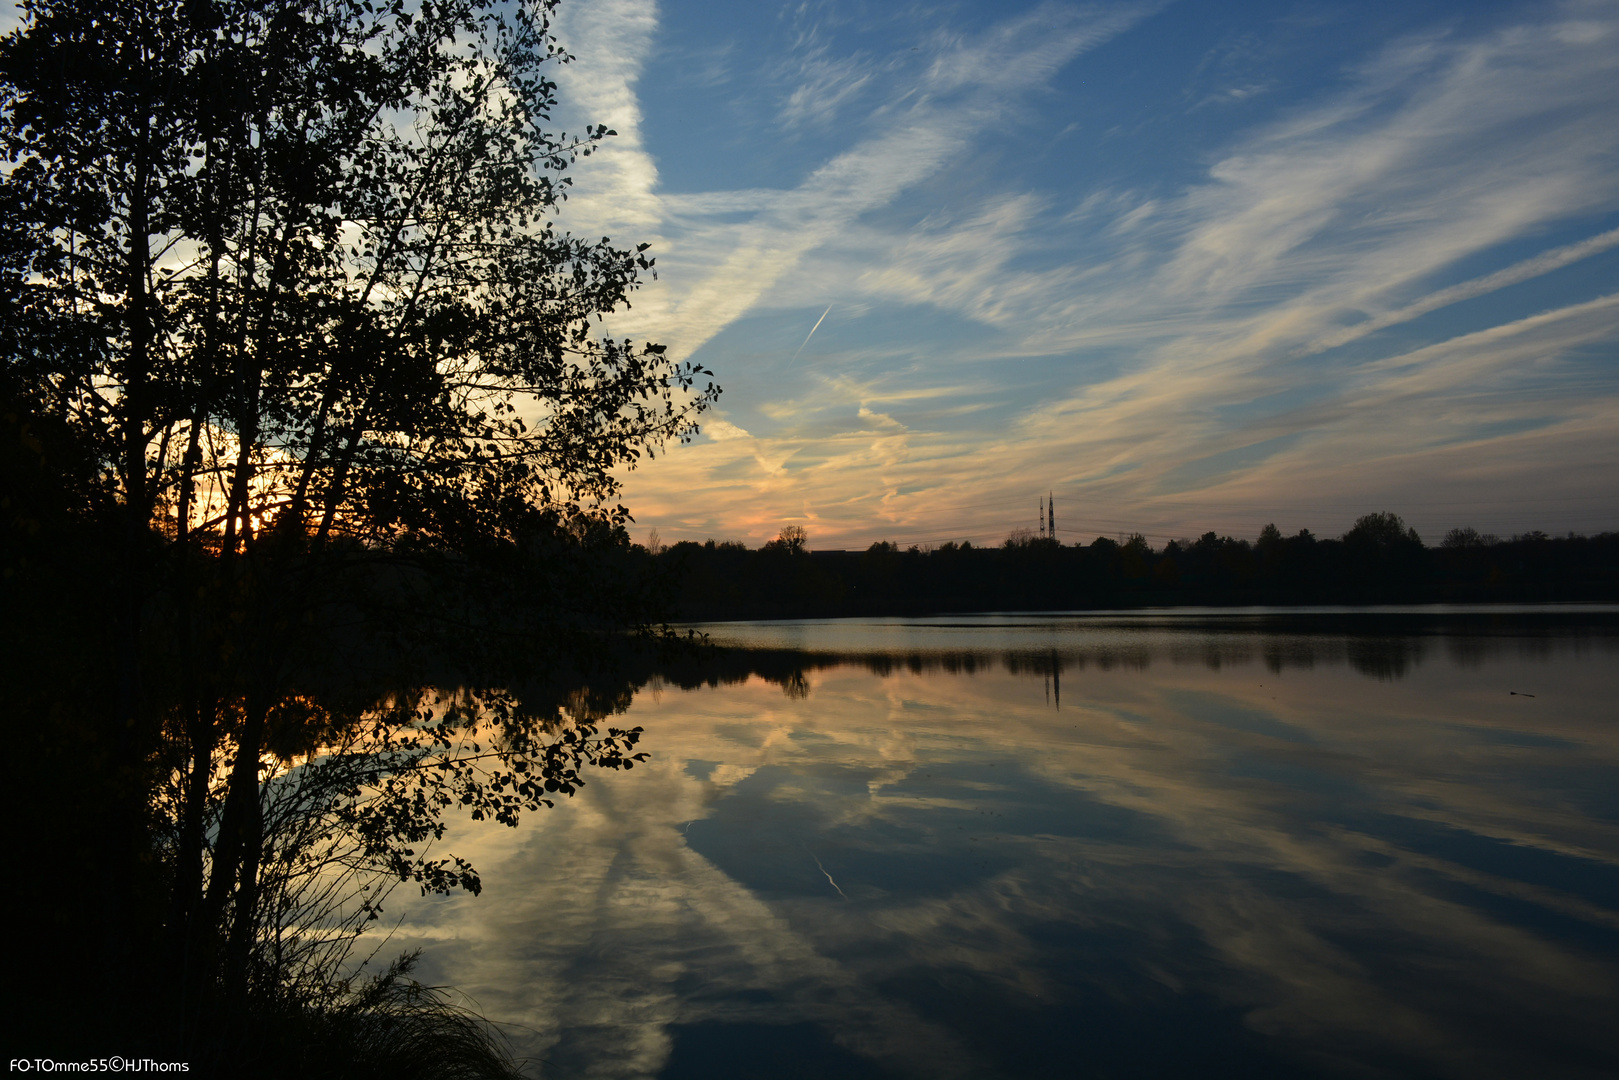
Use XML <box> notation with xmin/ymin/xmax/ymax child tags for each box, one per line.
<box><xmin>1442</xmin><ymin>526</ymin><xmax>1498</xmax><ymax>548</ymax></box>
<box><xmin>2</xmin><ymin>0</ymin><xmax>715</xmax><ymax>554</ymax></box>
<box><xmin>1341</xmin><ymin>512</ymin><xmax>1427</xmax><ymax>599</ymax></box>
<box><xmin>1</xmin><ymin>0</ymin><xmax>711</xmax><ymax>1062</ymax></box>
<box><xmin>771</xmin><ymin>524</ymin><xmax>808</xmax><ymax>553</ymax></box>
<box><xmin>1345</xmin><ymin>512</ymin><xmax>1422</xmax><ymax>549</ymax></box>
<box><xmin>655</xmin><ymin>519</ymin><xmax>1616</xmax><ymax>619</ymax></box>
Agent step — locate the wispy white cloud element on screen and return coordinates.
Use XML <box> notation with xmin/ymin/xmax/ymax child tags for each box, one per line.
<box><xmin>778</xmin><ymin>48</ymin><xmax>877</xmax><ymax>129</ymax></box>
<box><xmin>557</xmin><ymin>2</ymin><xmax>1160</xmax><ymax>363</ymax></box>
<box><xmin>1310</xmin><ymin>226</ymin><xmax>1619</xmax><ymax>354</ymax></box>
<box><xmin>549</xmin><ymin>0</ymin><xmax>665</xmax><ymax>239</ymax></box>
<box><xmin>825</xmin><ymin>5</ymin><xmax>1619</xmax><ymax>363</ymax></box>
<box><xmin>703</xmin><ymin>417</ymin><xmax>752</xmax><ymax>442</ymax></box>
<box><xmin>554</xmin><ymin>0</ymin><xmax>1619</xmax><ymax>545</ymax></box>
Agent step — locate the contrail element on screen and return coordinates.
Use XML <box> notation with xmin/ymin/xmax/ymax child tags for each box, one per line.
<box><xmin>790</xmin><ymin>304</ymin><xmax>833</xmax><ymax>363</ymax></box>
<box><xmin>810</xmin><ymin>851</ymin><xmax>847</xmax><ymax>899</ymax></box>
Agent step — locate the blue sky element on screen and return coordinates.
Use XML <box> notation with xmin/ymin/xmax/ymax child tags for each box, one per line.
<box><xmin>548</xmin><ymin>0</ymin><xmax>1619</xmax><ymax>549</ymax></box>
<box><xmin>12</xmin><ymin>0</ymin><xmax>1612</xmax><ymax>548</ymax></box>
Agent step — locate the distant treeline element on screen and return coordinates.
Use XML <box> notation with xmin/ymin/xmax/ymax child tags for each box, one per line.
<box><xmin>657</xmin><ymin>514</ymin><xmax>1619</xmax><ymax>620</ymax></box>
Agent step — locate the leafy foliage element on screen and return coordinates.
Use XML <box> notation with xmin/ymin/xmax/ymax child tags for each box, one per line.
<box><xmin>1</xmin><ymin>0</ymin><xmax>711</xmax><ymax>1064</ymax></box>
<box><xmin>0</xmin><ymin>0</ymin><xmax>716</xmax><ymax>549</ymax></box>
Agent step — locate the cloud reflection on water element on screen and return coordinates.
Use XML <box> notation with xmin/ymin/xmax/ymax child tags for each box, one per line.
<box><xmin>392</xmin><ymin>623</ymin><xmax>1619</xmax><ymax>1078</ymax></box>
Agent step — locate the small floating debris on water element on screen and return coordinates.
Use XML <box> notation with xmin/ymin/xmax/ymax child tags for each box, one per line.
<box><xmin>1509</xmin><ymin>691</ymin><xmax>1537</xmax><ymax>697</ymax></box>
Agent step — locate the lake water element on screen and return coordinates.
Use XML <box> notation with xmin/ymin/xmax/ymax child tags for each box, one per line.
<box><xmin>394</xmin><ymin>610</ymin><xmax>1619</xmax><ymax>1079</ymax></box>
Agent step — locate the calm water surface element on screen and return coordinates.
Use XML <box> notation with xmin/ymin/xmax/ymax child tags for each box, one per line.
<box><xmin>395</xmin><ymin>612</ymin><xmax>1619</xmax><ymax>1079</ymax></box>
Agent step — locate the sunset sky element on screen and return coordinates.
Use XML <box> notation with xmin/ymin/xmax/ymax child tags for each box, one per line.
<box><xmin>545</xmin><ymin>0</ymin><xmax>1619</xmax><ymax>549</ymax></box>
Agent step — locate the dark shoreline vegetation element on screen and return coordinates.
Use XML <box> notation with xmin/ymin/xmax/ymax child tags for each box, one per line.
<box><xmin>660</xmin><ymin>516</ymin><xmax>1619</xmax><ymax>620</ymax></box>
<box><xmin>4</xmin><ymin>482</ymin><xmax>702</xmax><ymax>1075</ymax></box>
<box><xmin>2</xmin><ymin>0</ymin><xmax>716</xmax><ymax>1075</ymax></box>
